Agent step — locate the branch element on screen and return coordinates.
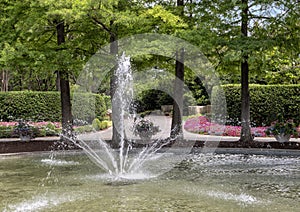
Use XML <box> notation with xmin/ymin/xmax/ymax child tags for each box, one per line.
<box><xmin>248</xmin><ymin>13</ymin><xmax>271</xmax><ymax>20</ymax></box>
<box><xmin>43</xmin><ymin>31</ymin><xmax>56</xmax><ymax>44</ymax></box>
<box><xmin>88</xmin><ymin>14</ymin><xmax>111</xmax><ymax>34</ymax></box>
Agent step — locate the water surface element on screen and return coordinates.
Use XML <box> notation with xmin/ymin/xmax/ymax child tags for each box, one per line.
<box><xmin>1</xmin><ymin>151</ymin><xmax>299</xmax><ymax>211</ymax></box>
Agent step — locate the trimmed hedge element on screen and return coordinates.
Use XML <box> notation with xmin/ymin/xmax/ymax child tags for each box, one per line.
<box><xmin>0</xmin><ymin>91</ymin><xmax>61</xmax><ymax>122</ymax></box>
<box><xmin>135</xmin><ymin>89</ymin><xmax>196</xmax><ymax>115</ymax></box>
<box><xmin>0</xmin><ymin>91</ymin><xmax>110</xmax><ymax>123</ymax></box>
<box><xmin>212</xmin><ymin>84</ymin><xmax>300</xmax><ymax>126</ymax></box>
<box><xmin>72</xmin><ymin>93</ymin><xmax>108</xmax><ymax>123</ymax></box>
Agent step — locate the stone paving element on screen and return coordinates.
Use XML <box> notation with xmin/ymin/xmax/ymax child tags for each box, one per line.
<box><xmin>83</xmin><ymin>115</ymin><xmax>299</xmax><ymax>143</ymax></box>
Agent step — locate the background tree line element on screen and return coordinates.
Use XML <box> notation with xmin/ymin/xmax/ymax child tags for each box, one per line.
<box><xmin>0</xmin><ymin>0</ymin><xmax>299</xmax><ymax>142</ymax></box>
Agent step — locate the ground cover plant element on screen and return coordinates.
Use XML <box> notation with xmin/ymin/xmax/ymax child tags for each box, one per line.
<box><xmin>0</xmin><ymin>119</ymin><xmax>112</xmax><ymax>139</ymax></box>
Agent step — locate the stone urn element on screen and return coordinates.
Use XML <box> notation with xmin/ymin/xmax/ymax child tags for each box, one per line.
<box><xmin>137</xmin><ymin>131</ymin><xmax>153</xmax><ymax>144</ymax></box>
<box><xmin>20</xmin><ymin>135</ymin><xmax>31</xmax><ymax>142</ymax></box>
<box><xmin>274</xmin><ymin>133</ymin><xmax>291</xmax><ymax>143</ymax></box>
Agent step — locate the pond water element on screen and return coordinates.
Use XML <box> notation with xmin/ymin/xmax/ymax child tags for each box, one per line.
<box><xmin>0</xmin><ymin>150</ymin><xmax>299</xmax><ymax>211</ymax></box>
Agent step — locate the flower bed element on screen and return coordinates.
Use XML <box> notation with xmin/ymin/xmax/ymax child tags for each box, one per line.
<box><xmin>0</xmin><ymin>121</ymin><xmax>61</xmax><ymax>138</ymax></box>
<box><xmin>0</xmin><ymin>120</ymin><xmax>112</xmax><ymax>139</ymax></box>
<box><xmin>184</xmin><ymin>115</ymin><xmax>300</xmax><ymax>138</ymax></box>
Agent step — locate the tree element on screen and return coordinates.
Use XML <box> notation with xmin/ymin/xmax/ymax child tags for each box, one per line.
<box><xmin>181</xmin><ymin>0</ymin><xmax>299</xmax><ymax>144</ymax></box>
<box><xmin>240</xmin><ymin>0</ymin><xmax>253</xmax><ymax>143</ymax></box>
<box><xmin>171</xmin><ymin>0</ymin><xmax>185</xmax><ymax>139</ymax></box>
<box><xmin>0</xmin><ymin>0</ymin><xmax>97</xmax><ymax>128</ymax></box>
<box><xmin>86</xmin><ymin>0</ymin><xmax>138</xmax><ymax>147</ymax></box>
<box><xmin>55</xmin><ymin>19</ymin><xmax>73</xmax><ymax>132</ymax></box>
<box><xmin>171</xmin><ymin>48</ymin><xmax>184</xmax><ymax>138</ymax></box>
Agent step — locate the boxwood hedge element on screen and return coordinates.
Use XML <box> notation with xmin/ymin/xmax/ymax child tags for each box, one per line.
<box><xmin>212</xmin><ymin>84</ymin><xmax>300</xmax><ymax>126</ymax></box>
<box><xmin>0</xmin><ymin>91</ymin><xmax>109</xmax><ymax>122</ymax></box>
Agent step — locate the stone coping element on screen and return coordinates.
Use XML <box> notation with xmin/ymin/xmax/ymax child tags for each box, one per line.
<box><xmin>0</xmin><ymin>136</ymin><xmax>299</xmax><ymax>154</ymax></box>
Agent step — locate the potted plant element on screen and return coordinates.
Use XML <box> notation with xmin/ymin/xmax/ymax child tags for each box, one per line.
<box><xmin>14</xmin><ymin>120</ymin><xmax>34</xmax><ymax>141</ymax></box>
<box><xmin>265</xmin><ymin>115</ymin><xmax>299</xmax><ymax>143</ymax></box>
<box><xmin>133</xmin><ymin>118</ymin><xmax>160</xmax><ymax>141</ymax></box>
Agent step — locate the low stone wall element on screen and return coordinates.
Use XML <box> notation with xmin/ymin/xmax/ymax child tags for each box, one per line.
<box><xmin>0</xmin><ymin>140</ymin><xmax>56</xmax><ymax>154</ymax></box>
<box><xmin>0</xmin><ymin>138</ymin><xmax>80</xmax><ymax>154</ymax></box>
<box><xmin>1</xmin><ymin>138</ymin><xmax>299</xmax><ymax>154</ymax></box>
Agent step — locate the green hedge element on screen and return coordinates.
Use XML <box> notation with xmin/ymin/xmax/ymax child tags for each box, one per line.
<box><xmin>72</xmin><ymin>93</ymin><xmax>108</xmax><ymax>123</ymax></box>
<box><xmin>0</xmin><ymin>91</ymin><xmax>109</xmax><ymax>122</ymax></box>
<box><xmin>0</xmin><ymin>91</ymin><xmax>61</xmax><ymax>122</ymax></box>
<box><xmin>212</xmin><ymin>84</ymin><xmax>300</xmax><ymax>126</ymax></box>
<box><xmin>135</xmin><ymin>89</ymin><xmax>196</xmax><ymax>115</ymax></box>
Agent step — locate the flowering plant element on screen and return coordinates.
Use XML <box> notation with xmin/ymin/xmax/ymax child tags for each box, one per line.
<box><xmin>265</xmin><ymin>115</ymin><xmax>299</xmax><ymax>138</ymax></box>
<box><xmin>133</xmin><ymin>118</ymin><xmax>160</xmax><ymax>138</ymax></box>
<box><xmin>13</xmin><ymin>120</ymin><xmax>34</xmax><ymax>138</ymax></box>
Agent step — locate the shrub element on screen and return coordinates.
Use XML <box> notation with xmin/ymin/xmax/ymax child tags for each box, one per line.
<box><xmin>92</xmin><ymin>118</ymin><xmax>101</xmax><ymax>131</ymax></box>
<box><xmin>72</xmin><ymin>93</ymin><xmax>107</xmax><ymax>123</ymax></box>
<box><xmin>136</xmin><ymin>89</ymin><xmax>173</xmax><ymax>112</ymax></box>
<box><xmin>74</xmin><ymin>125</ymin><xmax>94</xmax><ymax>133</ymax></box>
<box><xmin>0</xmin><ymin>91</ymin><xmax>61</xmax><ymax>122</ymax></box>
<box><xmin>212</xmin><ymin>84</ymin><xmax>300</xmax><ymax>126</ymax></box>
<box><xmin>0</xmin><ymin>126</ymin><xmax>14</xmax><ymax>138</ymax></box>
<box><xmin>0</xmin><ymin>91</ymin><xmax>109</xmax><ymax>122</ymax></box>
<box><xmin>99</xmin><ymin>121</ymin><xmax>108</xmax><ymax>130</ymax></box>
<box><xmin>103</xmin><ymin>95</ymin><xmax>111</xmax><ymax>111</ymax></box>
<box><xmin>136</xmin><ymin>89</ymin><xmax>196</xmax><ymax>115</ymax></box>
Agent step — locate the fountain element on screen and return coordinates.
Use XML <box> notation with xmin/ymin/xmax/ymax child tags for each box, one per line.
<box><xmin>1</xmin><ymin>36</ymin><xmax>299</xmax><ymax>211</ymax></box>
<box><xmin>62</xmin><ymin>53</ymin><xmax>193</xmax><ymax>180</ymax></box>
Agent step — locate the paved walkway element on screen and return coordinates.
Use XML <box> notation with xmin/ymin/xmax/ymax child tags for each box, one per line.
<box><xmin>0</xmin><ymin>115</ymin><xmax>299</xmax><ymax>143</ymax></box>
<box><xmin>88</xmin><ymin>115</ymin><xmax>299</xmax><ymax>143</ymax></box>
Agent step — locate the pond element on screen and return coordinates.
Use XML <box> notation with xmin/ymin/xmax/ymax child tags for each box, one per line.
<box><xmin>1</xmin><ymin>150</ymin><xmax>299</xmax><ymax>211</ymax></box>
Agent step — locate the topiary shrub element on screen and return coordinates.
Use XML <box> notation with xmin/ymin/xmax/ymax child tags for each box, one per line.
<box><xmin>212</xmin><ymin>84</ymin><xmax>300</xmax><ymax>126</ymax></box>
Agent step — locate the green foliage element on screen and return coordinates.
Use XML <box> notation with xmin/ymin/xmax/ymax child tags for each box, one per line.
<box><xmin>74</xmin><ymin>125</ymin><xmax>94</xmax><ymax>133</ymax></box>
<box><xmin>0</xmin><ymin>126</ymin><xmax>14</xmax><ymax>138</ymax></box>
<box><xmin>0</xmin><ymin>122</ymin><xmax>61</xmax><ymax>138</ymax></box>
<box><xmin>212</xmin><ymin>84</ymin><xmax>300</xmax><ymax>126</ymax></box>
<box><xmin>136</xmin><ymin>89</ymin><xmax>173</xmax><ymax>112</ymax></box>
<box><xmin>99</xmin><ymin>121</ymin><xmax>108</xmax><ymax>130</ymax></box>
<box><xmin>265</xmin><ymin>114</ymin><xmax>299</xmax><ymax>138</ymax></box>
<box><xmin>42</xmin><ymin>122</ymin><xmax>60</xmax><ymax>136</ymax></box>
<box><xmin>72</xmin><ymin>93</ymin><xmax>107</xmax><ymax>123</ymax></box>
<box><xmin>92</xmin><ymin>118</ymin><xmax>101</xmax><ymax>131</ymax></box>
<box><xmin>74</xmin><ymin>118</ymin><xmax>112</xmax><ymax>133</ymax></box>
<box><xmin>0</xmin><ymin>91</ymin><xmax>61</xmax><ymax>122</ymax></box>
<box><xmin>0</xmin><ymin>91</ymin><xmax>108</xmax><ymax>122</ymax></box>
<box><xmin>91</xmin><ymin>118</ymin><xmax>111</xmax><ymax>131</ymax></box>
<box><xmin>103</xmin><ymin>95</ymin><xmax>112</xmax><ymax>110</ymax></box>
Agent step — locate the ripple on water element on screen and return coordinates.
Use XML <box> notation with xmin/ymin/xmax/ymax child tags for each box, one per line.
<box><xmin>40</xmin><ymin>159</ymin><xmax>80</xmax><ymax>166</ymax></box>
<box><xmin>4</xmin><ymin>193</ymin><xmax>80</xmax><ymax>212</ymax></box>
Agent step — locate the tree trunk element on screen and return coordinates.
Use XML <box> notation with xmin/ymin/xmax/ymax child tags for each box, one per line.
<box><xmin>171</xmin><ymin>48</ymin><xmax>184</xmax><ymax>139</ymax></box>
<box><xmin>109</xmin><ymin>24</ymin><xmax>121</xmax><ymax>148</ymax></box>
<box><xmin>55</xmin><ymin>71</ymin><xmax>61</xmax><ymax>91</ymax></box>
<box><xmin>239</xmin><ymin>0</ymin><xmax>253</xmax><ymax>144</ymax></box>
<box><xmin>177</xmin><ymin>0</ymin><xmax>184</xmax><ymax>16</ymax></box>
<box><xmin>170</xmin><ymin>0</ymin><xmax>185</xmax><ymax>140</ymax></box>
<box><xmin>1</xmin><ymin>70</ymin><xmax>9</xmax><ymax>92</ymax></box>
<box><xmin>56</xmin><ymin>20</ymin><xmax>73</xmax><ymax>133</ymax></box>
